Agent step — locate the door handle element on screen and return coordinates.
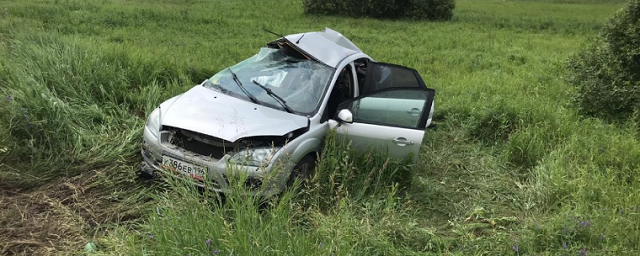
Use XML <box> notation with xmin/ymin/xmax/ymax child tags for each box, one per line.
<box><xmin>392</xmin><ymin>137</ymin><xmax>414</xmax><ymax>146</ymax></box>
<box><xmin>407</xmin><ymin>108</ymin><xmax>420</xmax><ymax>116</ymax></box>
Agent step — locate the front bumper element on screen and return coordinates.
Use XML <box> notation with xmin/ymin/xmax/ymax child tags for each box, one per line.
<box><xmin>139</xmin><ymin>126</ymin><xmax>289</xmax><ymax>196</ymax></box>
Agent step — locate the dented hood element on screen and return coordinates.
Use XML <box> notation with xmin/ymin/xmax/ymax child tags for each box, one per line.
<box><xmin>160</xmin><ymin>85</ymin><xmax>308</xmax><ymax>142</ymax></box>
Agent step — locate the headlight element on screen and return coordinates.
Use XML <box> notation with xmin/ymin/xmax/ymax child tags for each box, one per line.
<box><xmin>229</xmin><ymin>147</ymin><xmax>281</xmax><ymax>167</ymax></box>
<box><xmin>145</xmin><ymin>108</ymin><xmax>161</xmax><ymax>138</ymax></box>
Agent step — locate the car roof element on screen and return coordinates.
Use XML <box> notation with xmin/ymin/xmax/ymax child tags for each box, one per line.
<box><xmin>283</xmin><ymin>28</ymin><xmax>363</xmax><ymax>68</ymax></box>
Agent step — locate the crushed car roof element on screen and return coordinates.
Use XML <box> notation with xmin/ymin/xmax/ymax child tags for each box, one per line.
<box><xmin>282</xmin><ymin>28</ymin><xmax>363</xmax><ymax>68</ymax></box>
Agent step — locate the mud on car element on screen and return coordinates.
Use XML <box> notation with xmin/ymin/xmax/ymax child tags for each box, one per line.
<box><xmin>139</xmin><ymin>28</ymin><xmax>435</xmax><ymax>195</ymax></box>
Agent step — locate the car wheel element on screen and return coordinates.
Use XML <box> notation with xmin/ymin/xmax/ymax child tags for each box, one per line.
<box><xmin>287</xmin><ymin>155</ymin><xmax>316</xmax><ymax>188</ymax></box>
<box><xmin>136</xmin><ymin>169</ymin><xmax>155</xmax><ymax>180</ymax></box>
<box><xmin>136</xmin><ymin>162</ymin><xmax>156</xmax><ymax>180</ymax></box>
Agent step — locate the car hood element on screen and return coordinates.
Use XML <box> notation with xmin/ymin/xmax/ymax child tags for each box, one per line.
<box><xmin>160</xmin><ymin>85</ymin><xmax>309</xmax><ymax>142</ymax></box>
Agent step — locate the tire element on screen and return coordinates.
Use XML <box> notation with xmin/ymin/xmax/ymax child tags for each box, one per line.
<box><xmin>136</xmin><ymin>162</ymin><xmax>156</xmax><ymax>180</ymax></box>
<box><xmin>287</xmin><ymin>155</ymin><xmax>316</xmax><ymax>188</ymax></box>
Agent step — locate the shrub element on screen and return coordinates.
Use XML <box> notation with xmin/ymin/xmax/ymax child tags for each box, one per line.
<box><xmin>406</xmin><ymin>0</ymin><xmax>455</xmax><ymax>21</ymax></box>
<box><xmin>301</xmin><ymin>0</ymin><xmax>342</xmax><ymax>16</ymax></box>
<box><xmin>567</xmin><ymin>0</ymin><xmax>640</xmax><ymax>121</ymax></box>
<box><xmin>302</xmin><ymin>0</ymin><xmax>455</xmax><ymax>21</ymax></box>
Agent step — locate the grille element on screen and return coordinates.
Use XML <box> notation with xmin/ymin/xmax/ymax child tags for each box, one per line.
<box><xmin>167</xmin><ymin>127</ymin><xmax>235</xmax><ymax>159</ymax></box>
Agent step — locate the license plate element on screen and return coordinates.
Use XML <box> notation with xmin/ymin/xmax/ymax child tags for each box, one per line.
<box><xmin>161</xmin><ymin>156</ymin><xmax>208</xmax><ymax>180</ymax></box>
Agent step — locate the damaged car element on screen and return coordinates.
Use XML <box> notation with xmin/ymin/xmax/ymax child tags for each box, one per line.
<box><xmin>139</xmin><ymin>27</ymin><xmax>435</xmax><ymax>195</ymax></box>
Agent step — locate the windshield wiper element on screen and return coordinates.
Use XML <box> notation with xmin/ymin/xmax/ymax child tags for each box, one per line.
<box><xmin>228</xmin><ymin>68</ymin><xmax>259</xmax><ymax>104</ymax></box>
<box><xmin>252</xmin><ymin>80</ymin><xmax>294</xmax><ymax>113</ymax></box>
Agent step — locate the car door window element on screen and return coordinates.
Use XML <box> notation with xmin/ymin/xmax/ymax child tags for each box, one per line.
<box><xmin>321</xmin><ymin>64</ymin><xmax>357</xmax><ymax>123</ymax></box>
<box><xmin>337</xmin><ymin>88</ymin><xmax>434</xmax><ymax>129</ymax></box>
<box><xmin>362</xmin><ymin>62</ymin><xmax>426</xmax><ymax>94</ymax></box>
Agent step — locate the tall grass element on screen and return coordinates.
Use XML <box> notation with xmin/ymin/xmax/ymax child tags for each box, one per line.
<box><xmin>105</xmin><ymin>132</ymin><xmax>436</xmax><ymax>255</ymax></box>
<box><xmin>1</xmin><ymin>0</ymin><xmax>639</xmax><ymax>255</ymax></box>
<box><xmin>0</xmin><ymin>30</ymin><xmax>190</xmax><ymax>186</ymax></box>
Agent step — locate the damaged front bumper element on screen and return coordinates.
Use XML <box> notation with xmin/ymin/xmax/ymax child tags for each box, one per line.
<box><xmin>139</xmin><ymin>126</ymin><xmax>288</xmax><ymax>196</ymax></box>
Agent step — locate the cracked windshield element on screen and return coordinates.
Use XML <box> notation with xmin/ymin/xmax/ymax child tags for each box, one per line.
<box><xmin>204</xmin><ymin>47</ymin><xmax>335</xmax><ymax>114</ymax></box>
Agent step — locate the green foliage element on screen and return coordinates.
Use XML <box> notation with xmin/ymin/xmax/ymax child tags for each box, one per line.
<box><xmin>2</xmin><ymin>0</ymin><xmax>640</xmax><ymax>255</ymax></box>
<box><xmin>309</xmin><ymin>131</ymin><xmax>414</xmax><ymax>202</ymax></box>
<box><xmin>302</xmin><ymin>0</ymin><xmax>455</xmax><ymax>21</ymax></box>
<box><xmin>468</xmin><ymin>103</ymin><xmax>522</xmax><ymax>144</ymax></box>
<box><xmin>109</xmin><ymin>138</ymin><xmax>437</xmax><ymax>256</ymax></box>
<box><xmin>0</xmin><ymin>31</ymin><xmax>188</xmax><ymax>186</ymax></box>
<box><xmin>406</xmin><ymin>0</ymin><xmax>456</xmax><ymax>20</ymax></box>
<box><xmin>568</xmin><ymin>0</ymin><xmax>640</xmax><ymax>120</ymax></box>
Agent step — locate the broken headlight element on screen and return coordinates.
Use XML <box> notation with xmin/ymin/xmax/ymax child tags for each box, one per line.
<box><xmin>145</xmin><ymin>108</ymin><xmax>161</xmax><ymax>138</ymax></box>
<box><xmin>229</xmin><ymin>147</ymin><xmax>280</xmax><ymax>167</ymax></box>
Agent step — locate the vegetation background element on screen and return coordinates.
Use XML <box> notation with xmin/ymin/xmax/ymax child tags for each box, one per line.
<box><xmin>1</xmin><ymin>0</ymin><xmax>639</xmax><ymax>255</ymax></box>
<box><xmin>302</xmin><ymin>0</ymin><xmax>456</xmax><ymax>21</ymax></box>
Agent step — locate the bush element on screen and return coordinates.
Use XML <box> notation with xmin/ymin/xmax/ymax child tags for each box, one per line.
<box><xmin>302</xmin><ymin>0</ymin><xmax>455</xmax><ymax>21</ymax></box>
<box><xmin>568</xmin><ymin>0</ymin><xmax>640</xmax><ymax>121</ymax></box>
<box><xmin>406</xmin><ymin>0</ymin><xmax>455</xmax><ymax>20</ymax></box>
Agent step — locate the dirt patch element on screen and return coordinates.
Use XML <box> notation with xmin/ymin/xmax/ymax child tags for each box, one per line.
<box><xmin>0</xmin><ymin>186</ymin><xmax>87</xmax><ymax>255</ymax></box>
<box><xmin>0</xmin><ymin>168</ymin><xmax>149</xmax><ymax>255</ymax></box>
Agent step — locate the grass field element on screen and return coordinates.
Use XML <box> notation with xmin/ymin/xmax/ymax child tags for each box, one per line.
<box><xmin>1</xmin><ymin>0</ymin><xmax>639</xmax><ymax>255</ymax></box>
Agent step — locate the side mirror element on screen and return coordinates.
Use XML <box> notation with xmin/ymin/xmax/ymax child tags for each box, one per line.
<box><xmin>336</xmin><ymin>109</ymin><xmax>353</xmax><ymax>124</ymax></box>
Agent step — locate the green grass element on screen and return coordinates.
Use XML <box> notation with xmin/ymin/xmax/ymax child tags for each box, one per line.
<box><xmin>1</xmin><ymin>0</ymin><xmax>639</xmax><ymax>255</ymax></box>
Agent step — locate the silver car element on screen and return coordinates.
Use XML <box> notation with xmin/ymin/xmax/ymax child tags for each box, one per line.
<box><xmin>139</xmin><ymin>28</ymin><xmax>435</xmax><ymax>195</ymax></box>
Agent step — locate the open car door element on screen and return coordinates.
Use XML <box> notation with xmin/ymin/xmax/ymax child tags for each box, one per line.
<box><xmin>331</xmin><ymin>63</ymin><xmax>435</xmax><ymax>164</ymax></box>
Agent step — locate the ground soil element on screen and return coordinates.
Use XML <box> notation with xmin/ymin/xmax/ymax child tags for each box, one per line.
<box><xmin>0</xmin><ymin>170</ymin><xmax>138</xmax><ymax>255</ymax></box>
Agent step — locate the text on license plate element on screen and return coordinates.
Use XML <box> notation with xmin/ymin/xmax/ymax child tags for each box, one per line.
<box><xmin>161</xmin><ymin>156</ymin><xmax>208</xmax><ymax>180</ymax></box>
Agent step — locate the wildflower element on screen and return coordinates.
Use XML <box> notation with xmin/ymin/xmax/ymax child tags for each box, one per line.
<box><xmin>512</xmin><ymin>244</ymin><xmax>518</xmax><ymax>252</ymax></box>
<box><xmin>5</xmin><ymin>95</ymin><xmax>12</xmax><ymax>101</ymax></box>
<box><xmin>213</xmin><ymin>249</ymin><xmax>220</xmax><ymax>255</ymax></box>
<box><xmin>149</xmin><ymin>235</ymin><xmax>154</xmax><ymax>240</ymax></box>
<box><xmin>579</xmin><ymin>221</ymin><xmax>584</xmax><ymax>227</ymax></box>
<box><xmin>585</xmin><ymin>221</ymin><xmax>590</xmax><ymax>227</ymax></box>
<box><xmin>319</xmin><ymin>242</ymin><xmax>322</xmax><ymax>249</ymax></box>
<box><xmin>536</xmin><ymin>222</ymin><xmax>541</xmax><ymax>231</ymax></box>
<box><xmin>564</xmin><ymin>227</ymin><xmax>568</xmax><ymax>234</ymax></box>
<box><xmin>562</xmin><ymin>241</ymin><xmax>567</xmax><ymax>250</ymax></box>
<box><xmin>206</xmin><ymin>239</ymin><xmax>211</xmax><ymax>247</ymax></box>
